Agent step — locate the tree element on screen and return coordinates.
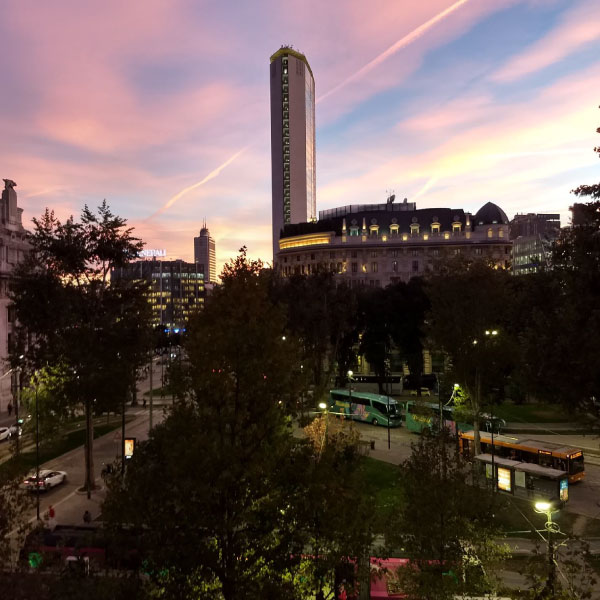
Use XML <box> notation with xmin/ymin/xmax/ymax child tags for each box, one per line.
<box><xmin>297</xmin><ymin>417</ymin><xmax>376</xmax><ymax>599</ymax></box>
<box><xmin>387</xmin><ymin>278</ymin><xmax>429</xmax><ymax>393</ymax></box>
<box><xmin>103</xmin><ymin>249</ymin><xmax>306</xmax><ymax>599</ymax></box>
<box><xmin>388</xmin><ymin>430</ymin><xmax>507</xmax><ymax>599</ymax></box>
<box><xmin>357</xmin><ymin>287</ymin><xmax>391</xmax><ymax>394</ymax></box>
<box><xmin>9</xmin><ymin>202</ymin><xmax>152</xmax><ymax>494</ymax></box>
<box><xmin>426</xmin><ymin>259</ymin><xmax>516</xmax><ymax>453</ymax></box>
<box><xmin>275</xmin><ymin>272</ymin><xmax>358</xmax><ymax>402</ymax></box>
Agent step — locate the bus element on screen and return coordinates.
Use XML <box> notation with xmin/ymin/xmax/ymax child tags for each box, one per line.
<box><xmin>328</xmin><ymin>389</ymin><xmax>402</xmax><ymax>427</ymax></box>
<box><xmin>401</xmin><ymin>400</ymin><xmax>473</xmax><ymax>435</ymax></box>
<box><xmin>459</xmin><ymin>430</ymin><xmax>585</xmax><ymax>484</ymax></box>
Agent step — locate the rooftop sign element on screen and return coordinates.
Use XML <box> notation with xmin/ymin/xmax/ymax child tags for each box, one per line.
<box><xmin>139</xmin><ymin>249</ymin><xmax>167</xmax><ymax>258</ymax></box>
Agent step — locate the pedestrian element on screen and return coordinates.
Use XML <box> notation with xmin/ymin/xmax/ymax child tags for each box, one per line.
<box><xmin>7</xmin><ymin>402</ymin><xmax>12</xmax><ymax>416</ymax></box>
<box><xmin>83</xmin><ymin>510</ymin><xmax>92</xmax><ymax>524</ymax></box>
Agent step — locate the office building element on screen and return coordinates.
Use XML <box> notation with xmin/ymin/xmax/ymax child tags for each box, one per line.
<box><xmin>111</xmin><ymin>260</ymin><xmax>204</xmax><ymax>332</ymax></box>
<box><xmin>510</xmin><ymin>213</ymin><xmax>560</xmax><ymax>275</ymax></box>
<box><xmin>194</xmin><ymin>222</ymin><xmax>216</xmax><ymax>283</ymax></box>
<box><xmin>275</xmin><ymin>196</ymin><xmax>512</xmax><ymax>287</ymax></box>
<box><xmin>270</xmin><ymin>46</ymin><xmax>316</xmax><ymax>259</ymax></box>
<box><xmin>0</xmin><ymin>179</ymin><xmax>30</xmax><ymax>412</ymax></box>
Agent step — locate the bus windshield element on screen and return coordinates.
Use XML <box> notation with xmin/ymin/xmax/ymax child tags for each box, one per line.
<box><xmin>570</xmin><ymin>453</ymin><xmax>584</xmax><ymax>474</ymax></box>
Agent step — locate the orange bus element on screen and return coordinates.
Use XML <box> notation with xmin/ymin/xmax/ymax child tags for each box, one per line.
<box><xmin>459</xmin><ymin>431</ymin><xmax>585</xmax><ymax>483</ymax></box>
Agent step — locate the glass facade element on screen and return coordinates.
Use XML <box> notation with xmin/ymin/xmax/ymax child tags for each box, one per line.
<box><xmin>111</xmin><ymin>260</ymin><xmax>204</xmax><ymax>331</ymax></box>
<box><xmin>305</xmin><ymin>72</ymin><xmax>316</xmax><ymax>222</ymax></box>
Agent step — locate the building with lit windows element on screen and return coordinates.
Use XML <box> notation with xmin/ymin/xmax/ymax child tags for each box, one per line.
<box><xmin>510</xmin><ymin>213</ymin><xmax>560</xmax><ymax>275</ymax></box>
<box><xmin>111</xmin><ymin>260</ymin><xmax>204</xmax><ymax>333</ymax></box>
<box><xmin>194</xmin><ymin>222</ymin><xmax>216</xmax><ymax>283</ymax></box>
<box><xmin>0</xmin><ymin>179</ymin><xmax>30</xmax><ymax>412</ymax></box>
<box><xmin>270</xmin><ymin>46</ymin><xmax>316</xmax><ymax>259</ymax></box>
<box><xmin>275</xmin><ymin>197</ymin><xmax>512</xmax><ymax>287</ymax></box>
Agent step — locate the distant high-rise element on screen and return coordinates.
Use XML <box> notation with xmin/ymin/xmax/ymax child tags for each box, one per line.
<box><xmin>194</xmin><ymin>222</ymin><xmax>216</xmax><ymax>283</ymax></box>
<box><xmin>270</xmin><ymin>46</ymin><xmax>316</xmax><ymax>259</ymax></box>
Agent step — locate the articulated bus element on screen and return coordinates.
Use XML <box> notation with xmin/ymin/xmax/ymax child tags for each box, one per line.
<box><xmin>328</xmin><ymin>389</ymin><xmax>402</xmax><ymax>427</ymax></box>
<box><xmin>459</xmin><ymin>430</ymin><xmax>585</xmax><ymax>484</ymax></box>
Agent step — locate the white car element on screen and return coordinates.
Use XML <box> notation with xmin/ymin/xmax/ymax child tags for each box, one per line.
<box><xmin>0</xmin><ymin>426</ymin><xmax>12</xmax><ymax>441</ymax></box>
<box><xmin>23</xmin><ymin>469</ymin><xmax>68</xmax><ymax>492</ymax></box>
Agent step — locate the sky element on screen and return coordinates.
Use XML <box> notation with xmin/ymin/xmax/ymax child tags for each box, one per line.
<box><xmin>1</xmin><ymin>0</ymin><xmax>599</xmax><ymax>275</ymax></box>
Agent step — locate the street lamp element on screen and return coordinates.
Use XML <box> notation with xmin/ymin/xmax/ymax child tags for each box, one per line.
<box><xmin>534</xmin><ymin>500</ymin><xmax>561</xmax><ymax>597</ymax></box>
<box><xmin>33</xmin><ymin>373</ymin><xmax>41</xmax><ymax>521</ymax></box>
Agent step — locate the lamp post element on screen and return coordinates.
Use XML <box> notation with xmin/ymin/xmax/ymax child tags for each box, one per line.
<box><xmin>318</xmin><ymin>401</ymin><xmax>328</xmax><ymax>453</ymax></box>
<box><xmin>534</xmin><ymin>500</ymin><xmax>561</xmax><ymax>597</ymax></box>
<box><xmin>384</xmin><ymin>358</ymin><xmax>391</xmax><ymax>450</ymax></box>
<box><xmin>34</xmin><ymin>375</ymin><xmax>40</xmax><ymax>521</ymax></box>
<box><xmin>485</xmin><ymin>329</ymin><xmax>498</xmax><ymax>492</ymax></box>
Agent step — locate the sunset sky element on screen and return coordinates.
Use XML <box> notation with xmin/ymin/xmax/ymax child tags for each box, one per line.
<box><xmin>1</xmin><ymin>0</ymin><xmax>599</xmax><ymax>274</ymax></box>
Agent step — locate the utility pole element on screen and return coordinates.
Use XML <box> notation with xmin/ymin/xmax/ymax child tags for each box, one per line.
<box><xmin>149</xmin><ymin>352</ymin><xmax>153</xmax><ymax>431</ymax></box>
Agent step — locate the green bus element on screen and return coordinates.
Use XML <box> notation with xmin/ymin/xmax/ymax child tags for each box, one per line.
<box><xmin>328</xmin><ymin>389</ymin><xmax>402</xmax><ymax>427</ymax></box>
<box><xmin>401</xmin><ymin>400</ymin><xmax>473</xmax><ymax>435</ymax></box>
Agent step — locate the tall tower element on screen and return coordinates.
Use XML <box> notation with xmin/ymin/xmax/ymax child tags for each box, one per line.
<box><xmin>194</xmin><ymin>221</ymin><xmax>216</xmax><ymax>283</ymax></box>
<box><xmin>270</xmin><ymin>46</ymin><xmax>316</xmax><ymax>260</ymax></box>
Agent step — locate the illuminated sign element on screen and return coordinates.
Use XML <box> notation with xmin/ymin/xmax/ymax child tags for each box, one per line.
<box><xmin>139</xmin><ymin>249</ymin><xmax>167</xmax><ymax>258</ymax></box>
<box><xmin>124</xmin><ymin>437</ymin><xmax>136</xmax><ymax>460</ymax></box>
<box><xmin>497</xmin><ymin>467</ymin><xmax>511</xmax><ymax>492</ymax></box>
<box><xmin>560</xmin><ymin>478</ymin><xmax>569</xmax><ymax>502</ymax></box>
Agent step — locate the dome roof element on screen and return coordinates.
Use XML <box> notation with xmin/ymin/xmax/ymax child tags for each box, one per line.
<box><xmin>474</xmin><ymin>202</ymin><xmax>508</xmax><ymax>226</ymax></box>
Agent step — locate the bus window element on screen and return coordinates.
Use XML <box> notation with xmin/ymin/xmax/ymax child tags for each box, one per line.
<box><xmin>538</xmin><ymin>450</ymin><xmax>553</xmax><ymax>468</ymax></box>
<box><xmin>373</xmin><ymin>401</ymin><xmax>387</xmax><ymax>415</ymax></box>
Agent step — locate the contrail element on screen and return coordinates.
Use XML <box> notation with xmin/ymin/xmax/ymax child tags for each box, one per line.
<box><xmin>146</xmin><ymin>145</ymin><xmax>250</xmax><ymax>221</ymax></box>
<box><xmin>317</xmin><ymin>0</ymin><xmax>472</xmax><ymax>104</ymax></box>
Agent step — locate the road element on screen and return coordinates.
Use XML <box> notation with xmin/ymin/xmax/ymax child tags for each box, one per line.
<box><xmin>335</xmin><ymin>419</ymin><xmax>600</xmax><ymax>522</ymax></box>
<box><xmin>15</xmin><ymin>407</ymin><xmax>165</xmax><ymax>528</ymax></box>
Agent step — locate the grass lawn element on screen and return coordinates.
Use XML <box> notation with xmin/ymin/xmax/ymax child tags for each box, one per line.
<box><xmin>493</xmin><ymin>403</ymin><xmax>571</xmax><ymax>424</ymax></box>
<box><xmin>143</xmin><ymin>386</ymin><xmax>172</xmax><ymax>397</ymax></box>
<box><xmin>360</xmin><ymin>456</ymin><xmax>402</xmax><ymax>532</ymax></box>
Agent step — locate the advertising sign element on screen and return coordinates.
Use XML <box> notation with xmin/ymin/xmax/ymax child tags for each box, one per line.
<box><xmin>138</xmin><ymin>249</ymin><xmax>167</xmax><ymax>258</ymax></box>
<box><xmin>497</xmin><ymin>467</ymin><xmax>512</xmax><ymax>492</ymax></box>
<box><xmin>560</xmin><ymin>478</ymin><xmax>569</xmax><ymax>502</ymax></box>
<box><xmin>124</xmin><ymin>437</ymin><xmax>136</xmax><ymax>460</ymax></box>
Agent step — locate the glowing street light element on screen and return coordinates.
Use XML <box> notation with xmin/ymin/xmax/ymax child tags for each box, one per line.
<box><xmin>534</xmin><ymin>500</ymin><xmax>561</xmax><ymax>597</ymax></box>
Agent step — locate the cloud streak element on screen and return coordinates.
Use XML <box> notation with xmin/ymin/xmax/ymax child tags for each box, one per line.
<box><xmin>317</xmin><ymin>0</ymin><xmax>473</xmax><ymax>103</ymax></box>
<box><xmin>145</xmin><ymin>145</ymin><xmax>251</xmax><ymax>221</ymax></box>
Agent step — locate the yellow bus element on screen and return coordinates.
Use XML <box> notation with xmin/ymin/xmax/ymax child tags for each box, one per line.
<box><xmin>459</xmin><ymin>430</ymin><xmax>585</xmax><ymax>484</ymax></box>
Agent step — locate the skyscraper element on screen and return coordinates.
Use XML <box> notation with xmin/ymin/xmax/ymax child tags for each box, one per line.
<box><xmin>194</xmin><ymin>222</ymin><xmax>216</xmax><ymax>283</ymax></box>
<box><xmin>270</xmin><ymin>46</ymin><xmax>316</xmax><ymax>259</ymax></box>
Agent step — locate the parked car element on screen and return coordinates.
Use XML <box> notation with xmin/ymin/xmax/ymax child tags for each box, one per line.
<box><xmin>403</xmin><ymin>374</ymin><xmax>438</xmax><ymax>393</ymax></box>
<box><xmin>23</xmin><ymin>470</ymin><xmax>67</xmax><ymax>492</ymax></box>
<box><xmin>409</xmin><ymin>387</ymin><xmax>431</xmax><ymax>397</ymax></box>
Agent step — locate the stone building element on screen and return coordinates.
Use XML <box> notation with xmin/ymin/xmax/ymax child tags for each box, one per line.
<box><xmin>275</xmin><ymin>197</ymin><xmax>512</xmax><ymax>287</ymax></box>
<box><xmin>0</xmin><ymin>179</ymin><xmax>30</xmax><ymax>411</ymax></box>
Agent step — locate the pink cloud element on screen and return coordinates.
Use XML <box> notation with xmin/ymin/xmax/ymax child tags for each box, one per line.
<box><xmin>492</xmin><ymin>0</ymin><xmax>600</xmax><ymax>82</ymax></box>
